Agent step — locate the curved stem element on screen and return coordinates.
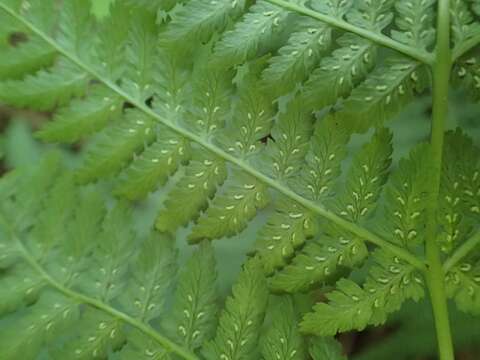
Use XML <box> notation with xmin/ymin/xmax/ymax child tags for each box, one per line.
<box><xmin>0</xmin><ymin>216</ymin><xmax>199</xmax><ymax>360</ymax></box>
<box><xmin>424</xmin><ymin>1</ymin><xmax>454</xmax><ymax>359</ymax></box>
<box><xmin>0</xmin><ymin>2</ymin><xmax>427</xmax><ymax>272</ymax></box>
<box><xmin>444</xmin><ymin>231</ymin><xmax>480</xmax><ymax>272</ymax></box>
<box><xmin>264</xmin><ymin>0</ymin><xmax>434</xmax><ymax>65</ymax></box>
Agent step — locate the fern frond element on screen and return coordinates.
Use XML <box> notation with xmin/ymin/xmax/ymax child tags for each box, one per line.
<box><xmin>64</xmin><ymin>190</ymin><xmax>106</xmax><ymax>258</ymax></box>
<box><xmin>269</xmin><ymin>229</ymin><xmax>368</xmax><ymax>292</ymax></box>
<box><xmin>346</xmin><ymin>0</ymin><xmax>395</xmax><ymax>31</ymax></box>
<box><xmin>57</xmin><ymin>0</ymin><xmax>95</xmax><ymax>60</ymax></box>
<box><xmin>453</xmin><ymin>51</ymin><xmax>480</xmax><ymax>100</ymax></box>
<box><xmin>0</xmin><ymin>162</ymin><xmax>198</xmax><ymax>360</ymax></box>
<box><xmin>0</xmin><ymin>37</ymin><xmax>56</xmax><ymax>80</ymax></box>
<box><xmin>391</xmin><ymin>0</ymin><xmax>436</xmax><ymax>49</ymax></box>
<box><xmin>117</xmin><ymin>328</ymin><xmax>172</xmax><ymax>360</ymax></box>
<box><xmin>0</xmin><ymin>0</ymin><xmax>428</xmax><ymax>276</ymax></box>
<box><xmin>1</xmin><ymin>152</ymin><xmax>62</xmax><ymax>231</ymax></box>
<box><xmin>302</xmin><ymin>34</ymin><xmax>377</xmax><ymax>111</ymax></box>
<box><xmin>438</xmin><ymin>130</ymin><xmax>480</xmax><ymax>253</ymax></box>
<box><xmin>217</xmin><ymin>85</ymin><xmax>274</xmax><ymax>158</ymax></box>
<box><xmin>19</xmin><ymin>0</ymin><xmax>58</xmax><ymax>35</ymax></box>
<box><xmin>269</xmin><ymin>129</ymin><xmax>391</xmax><ymax>292</ymax></box>
<box><xmin>124</xmin><ymin>0</ymin><xmax>179</xmax><ymax>12</ymax></box>
<box><xmin>114</xmin><ymin>131</ymin><xmax>190</xmax><ymax>200</ymax></box>
<box><xmin>30</xmin><ymin>173</ymin><xmax>76</xmax><ymax>249</ymax></box>
<box><xmin>450</xmin><ymin>0</ymin><xmax>480</xmax><ymax>50</ymax></box>
<box><xmin>261</xmin><ymin>296</ymin><xmax>306</xmax><ymax>360</ymax></box>
<box><xmin>262</xmin><ymin>98</ymin><xmax>313</xmax><ymax>180</ymax></box>
<box><xmin>296</xmin><ymin>114</ymin><xmax>349</xmax><ymax>201</ymax></box>
<box><xmin>309</xmin><ymin>337</ymin><xmax>346</xmax><ymax>360</ymax></box>
<box><xmin>81</xmin><ymin>203</ymin><xmax>137</xmax><ymax>302</ymax></box>
<box><xmin>301</xmin><ymin>249</ymin><xmax>424</xmax><ymax>336</ymax></box>
<box><xmin>0</xmin><ymin>293</ymin><xmax>79</xmax><ymax>360</ymax></box>
<box><xmin>156</xmin><ymin>150</ymin><xmax>227</xmax><ymax>233</ymax></box>
<box><xmin>333</xmin><ymin>128</ymin><xmax>393</xmax><ymax>222</ymax></box>
<box><xmin>5</xmin><ymin>0</ymin><xmax>480</xmax><ymax>357</ymax></box>
<box><xmin>36</xmin><ymin>86</ymin><xmax>122</xmax><ymax>143</ymax></box>
<box><xmin>96</xmin><ymin>1</ymin><xmax>130</xmax><ymax>79</ymax></box>
<box><xmin>337</xmin><ymin>56</ymin><xmax>428</xmax><ymax>133</ymax></box>
<box><xmin>171</xmin><ymin>241</ymin><xmax>218</xmax><ymax>350</ymax></box>
<box><xmin>0</xmin><ymin>267</ymin><xmax>43</xmax><ymax>314</ymax></box>
<box><xmin>202</xmin><ymin>257</ymin><xmax>268</xmax><ymax>360</ymax></box>
<box><xmin>213</xmin><ymin>1</ymin><xmax>292</xmax><ymax>66</ymax></box>
<box><xmin>163</xmin><ymin>0</ymin><xmax>247</xmax><ymax>45</ymax></box>
<box><xmin>189</xmin><ymin>171</ymin><xmax>269</xmax><ymax>243</ymax></box>
<box><xmin>255</xmin><ymin>198</ymin><xmax>317</xmax><ymax>275</ymax></box>
<box><xmin>0</xmin><ymin>60</ymin><xmax>88</xmax><ymax>111</ymax></box>
<box><xmin>261</xmin><ymin>14</ymin><xmax>334</xmax><ymax>96</ymax></box>
<box><xmin>185</xmin><ymin>66</ymin><xmax>233</xmax><ymax>136</ymax></box>
<box><xmin>446</xmin><ymin>260</ymin><xmax>480</xmax><ymax>314</ymax></box>
<box><xmin>52</xmin><ymin>309</ymin><xmax>125</xmax><ymax>360</ymax></box>
<box><xmin>381</xmin><ymin>144</ymin><xmax>430</xmax><ymax>249</ymax></box>
<box><xmin>76</xmin><ymin>110</ymin><xmax>156</xmax><ymax>184</ymax></box>
<box><xmin>120</xmin><ymin>234</ymin><xmax>177</xmax><ymax>322</ymax></box>
<box><xmin>122</xmin><ymin>11</ymin><xmax>158</xmax><ymax>102</ymax></box>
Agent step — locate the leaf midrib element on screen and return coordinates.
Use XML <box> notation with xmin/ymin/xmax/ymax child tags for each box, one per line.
<box><xmin>0</xmin><ymin>3</ymin><xmax>427</xmax><ymax>273</ymax></box>
<box><xmin>264</xmin><ymin>0</ymin><xmax>434</xmax><ymax>65</ymax></box>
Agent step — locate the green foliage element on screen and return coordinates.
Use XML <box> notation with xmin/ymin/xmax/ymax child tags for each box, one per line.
<box><xmin>36</xmin><ymin>86</ymin><xmax>122</xmax><ymax>143</ymax></box>
<box><xmin>155</xmin><ymin>149</ymin><xmax>227</xmax><ymax>233</ymax></box>
<box><xmin>392</xmin><ymin>0</ymin><xmax>436</xmax><ymax>49</ymax></box>
<box><xmin>301</xmin><ymin>249</ymin><xmax>425</xmax><ymax>335</ymax></box>
<box><xmin>76</xmin><ymin>110</ymin><xmax>157</xmax><ymax>184</ymax></box>
<box><xmin>336</xmin><ymin>57</ymin><xmax>429</xmax><ymax>133</ymax></box>
<box><xmin>302</xmin><ymin>34</ymin><xmax>377</xmax><ymax>111</ymax></box>
<box><xmin>0</xmin><ymin>160</ymin><xmax>344</xmax><ymax>359</ymax></box>
<box><xmin>170</xmin><ymin>241</ymin><xmax>218</xmax><ymax>351</ymax></box>
<box><xmin>450</xmin><ymin>0</ymin><xmax>480</xmax><ymax>49</ymax></box>
<box><xmin>213</xmin><ymin>1</ymin><xmax>291</xmax><ymax>66</ymax></box>
<box><xmin>202</xmin><ymin>257</ymin><xmax>268</xmax><ymax>359</ymax></box>
<box><xmin>1</xmin><ymin>0</ymin><xmax>480</xmax><ymax>358</ymax></box>
<box><xmin>0</xmin><ymin>60</ymin><xmax>88</xmax><ymax>111</ymax></box>
<box><xmin>260</xmin><ymin>296</ymin><xmax>306</xmax><ymax>360</ymax></box>
<box><xmin>310</xmin><ymin>336</ymin><xmax>347</xmax><ymax>360</ymax></box>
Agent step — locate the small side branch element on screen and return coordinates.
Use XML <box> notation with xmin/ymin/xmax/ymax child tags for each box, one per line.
<box><xmin>444</xmin><ymin>231</ymin><xmax>480</xmax><ymax>272</ymax></box>
<box><xmin>264</xmin><ymin>0</ymin><xmax>434</xmax><ymax>65</ymax></box>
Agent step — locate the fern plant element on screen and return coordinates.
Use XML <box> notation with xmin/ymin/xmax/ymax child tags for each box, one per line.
<box><xmin>0</xmin><ymin>0</ymin><xmax>479</xmax><ymax>359</ymax></box>
<box><xmin>0</xmin><ymin>154</ymin><xmax>345</xmax><ymax>360</ymax></box>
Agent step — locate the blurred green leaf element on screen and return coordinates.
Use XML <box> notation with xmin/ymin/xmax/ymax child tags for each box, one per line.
<box><xmin>90</xmin><ymin>0</ymin><xmax>114</xmax><ymax>18</ymax></box>
<box><xmin>4</xmin><ymin>119</ymin><xmax>42</xmax><ymax>169</ymax></box>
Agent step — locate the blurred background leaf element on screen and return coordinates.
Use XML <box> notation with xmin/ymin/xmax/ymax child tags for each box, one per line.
<box><xmin>91</xmin><ymin>0</ymin><xmax>114</xmax><ymax>18</ymax></box>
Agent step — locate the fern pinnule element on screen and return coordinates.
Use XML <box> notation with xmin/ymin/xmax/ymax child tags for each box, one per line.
<box><xmin>260</xmin><ymin>296</ymin><xmax>306</xmax><ymax>360</ymax></box>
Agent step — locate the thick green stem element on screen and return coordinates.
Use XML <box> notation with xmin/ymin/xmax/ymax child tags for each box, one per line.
<box><xmin>425</xmin><ymin>1</ymin><xmax>454</xmax><ymax>359</ymax></box>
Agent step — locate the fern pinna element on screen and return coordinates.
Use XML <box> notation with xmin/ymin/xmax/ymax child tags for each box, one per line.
<box><xmin>0</xmin><ymin>0</ymin><xmax>479</xmax><ymax>359</ymax></box>
<box><xmin>0</xmin><ymin>154</ymin><xmax>345</xmax><ymax>360</ymax></box>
